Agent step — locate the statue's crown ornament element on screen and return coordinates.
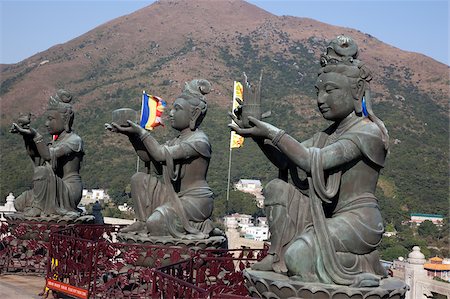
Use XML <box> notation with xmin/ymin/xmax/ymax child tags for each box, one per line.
<box><xmin>182</xmin><ymin>79</ymin><xmax>212</xmax><ymax>104</ymax></box>
<box><xmin>48</xmin><ymin>89</ymin><xmax>73</xmax><ymax>110</ymax></box>
<box><xmin>320</xmin><ymin>35</ymin><xmax>359</xmax><ymax>67</ymax></box>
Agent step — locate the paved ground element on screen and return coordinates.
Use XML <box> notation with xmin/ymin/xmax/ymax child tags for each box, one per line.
<box><xmin>0</xmin><ymin>274</ymin><xmax>54</xmax><ymax>299</ymax></box>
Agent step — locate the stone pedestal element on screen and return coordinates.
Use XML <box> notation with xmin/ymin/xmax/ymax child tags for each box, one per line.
<box><xmin>404</xmin><ymin>246</ymin><xmax>429</xmax><ymax>299</ymax></box>
<box><xmin>117</xmin><ymin>231</ymin><xmax>227</xmax><ymax>250</ymax></box>
<box><xmin>244</xmin><ymin>269</ymin><xmax>409</xmax><ymax>299</ymax></box>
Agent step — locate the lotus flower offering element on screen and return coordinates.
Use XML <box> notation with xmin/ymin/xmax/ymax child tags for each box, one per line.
<box><xmin>112</xmin><ymin>108</ymin><xmax>137</xmax><ymax>127</ymax></box>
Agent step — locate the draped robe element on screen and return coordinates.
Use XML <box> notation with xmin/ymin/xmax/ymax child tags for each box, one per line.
<box><xmin>130</xmin><ymin>129</ymin><xmax>214</xmax><ymax>238</ymax></box>
<box><xmin>14</xmin><ymin>132</ymin><xmax>84</xmax><ymax>216</ymax></box>
<box><xmin>265</xmin><ymin>115</ymin><xmax>387</xmax><ymax>286</ymax></box>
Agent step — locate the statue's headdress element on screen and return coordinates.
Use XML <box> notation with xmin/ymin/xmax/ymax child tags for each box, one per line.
<box><xmin>319</xmin><ymin>36</ymin><xmax>389</xmax><ymax>149</ymax></box>
<box><xmin>48</xmin><ymin>89</ymin><xmax>75</xmax><ymax>132</ymax></box>
<box><xmin>181</xmin><ymin>79</ymin><xmax>211</xmax><ymax>104</ymax></box>
<box><xmin>48</xmin><ymin>89</ymin><xmax>73</xmax><ymax>111</ymax></box>
<box><xmin>179</xmin><ymin>79</ymin><xmax>212</xmax><ymax>130</ymax></box>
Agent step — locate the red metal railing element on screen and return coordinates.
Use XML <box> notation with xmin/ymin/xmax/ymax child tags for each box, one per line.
<box><xmin>46</xmin><ymin>224</ymin><xmax>268</xmax><ymax>298</ymax></box>
<box><xmin>0</xmin><ymin>219</ymin><xmax>61</xmax><ymax>274</ymax></box>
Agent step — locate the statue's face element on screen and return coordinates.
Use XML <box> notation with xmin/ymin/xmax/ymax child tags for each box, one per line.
<box><xmin>169</xmin><ymin>98</ymin><xmax>191</xmax><ymax>131</ymax></box>
<box><xmin>45</xmin><ymin>110</ymin><xmax>65</xmax><ymax>135</ymax></box>
<box><xmin>315</xmin><ymin>72</ymin><xmax>354</xmax><ymax>121</ymax></box>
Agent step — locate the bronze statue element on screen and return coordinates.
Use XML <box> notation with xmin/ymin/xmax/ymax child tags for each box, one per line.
<box><xmin>106</xmin><ymin>79</ymin><xmax>214</xmax><ymax>239</ymax></box>
<box><xmin>230</xmin><ymin>36</ymin><xmax>389</xmax><ymax>288</ymax></box>
<box><xmin>11</xmin><ymin>90</ymin><xmax>84</xmax><ymax>217</ymax></box>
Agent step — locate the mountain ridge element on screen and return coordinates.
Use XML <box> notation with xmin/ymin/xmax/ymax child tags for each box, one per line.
<box><xmin>0</xmin><ymin>0</ymin><xmax>447</xmax><ymax>120</ymax></box>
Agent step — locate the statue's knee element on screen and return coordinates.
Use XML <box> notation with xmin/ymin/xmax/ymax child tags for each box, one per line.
<box><xmin>14</xmin><ymin>191</ymin><xmax>32</xmax><ymax>211</ymax></box>
<box><xmin>264</xmin><ymin>179</ymin><xmax>289</xmax><ymax>206</ymax></box>
<box><xmin>146</xmin><ymin>211</ymin><xmax>168</xmax><ymax>236</ymax></box>
<box><xmin>33</xmin><ymin>166</ymin><xmax>51</xmax><ymax>181</ymax></box>
<box><xmin>131</xmin><ymin>172</ymin><xmax>147</xmax><ymax>189</ymax></box>
<box><xmin>285</xmin><ymin>237</ymin><xmax>314</xmax><ymax>275</ymax></box>
<box><xmin>131</xmin><ymin>172</ymin><xmax>146</xmax><ymax>182</ymax></box>
<box><xmin>265</xmin><ymin>178</ymin><xmax>286</xmax><ymax>192</ymax></box>
<box><xmin>286</xmin><ymin>239</ymin><xmax>307</xmax><ymax>264</ymax></box>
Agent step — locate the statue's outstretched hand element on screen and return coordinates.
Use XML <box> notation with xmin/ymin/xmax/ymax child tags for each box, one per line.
<box><xmin>104</xmin><ymin>123</ymin><xmax>117</xmax><ymax>132</ymax></box>
<box><xmin>228</xmin><ymin>116</ymin><xmax>280</xmax><ymax>140</ymax></box>
<box><xmin>106</xmin><ymin>120</ymin><xmax>143</xmax><ymax>136</ymax></box>
<box><xmin>126</xmin><ymin>120</ymin><xmax>146</xmax><ymax>135</ymax></box>
<box><xmin>10</xmin><ymin>123</ymin><xmax>36</xmax><ymax>137</ymax></box>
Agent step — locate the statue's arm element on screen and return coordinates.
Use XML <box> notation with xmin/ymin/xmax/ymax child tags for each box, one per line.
<box><xmin>140</xmin><ymin>133</ymin><xmax>201</xmax><ymax>162</ymax></box>
<box><xmin>128</xmin><ymin>134</ymin><xmax>153</xmax><ymax>162</ymax></box>
<box><xmin>22</xmin><ymin>135</ymin><xmax>39</xmax><ymax>159</ymax></box>
<box><xmin>166</xmin><ymin>143</ymin><xmax>201</xmax><ymax>161</ymax></box>
<box><xmin>11</xmin><ymin>123</ymin><xmax>43</xmax><ymax>163</ymax></box>
<box><xmin>254</xmin><ymin>136</ymin><xmax>313</xmax><ymax>181</ymax></box>
<box><xmin>320</xmin><ymin>139</ymin><xmax>361</xmax><ymax>169</ymax></box>
<box><xmin>106</xmin><ymin>121</ymin><xmax>163</xmax><ymax>164</ymax></box>
<box><xmin>276</xmin><ymin>134</ymin><xmax>360</xmax><ymax>172</ymax></box>
<box><xmin>26</xmin><ymin>133</ymin><xmax>52</xmax><ymax>161</ymax></box>
<box><xmin>125</xmin><ymin>134</ymin><xmax>162</xmax><ymax>174</ymax></box>
<box><xmin>255</xmin><ymin>138</ymin><xmax>288</xmax><ymax>170</ymax></box>
<box><xmin>137</xmin><ymin>132</ymin><xmax>167</xmax><ymax>162</ymax></box>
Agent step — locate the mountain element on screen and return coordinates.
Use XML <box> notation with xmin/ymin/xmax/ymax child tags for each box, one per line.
<box><xmin>1</xmin><ymin>0</ymin><xmax>448</xmax><ymax>222</ymax></box>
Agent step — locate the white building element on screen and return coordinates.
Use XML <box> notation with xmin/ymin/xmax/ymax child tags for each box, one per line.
<box><xmin>80</xmin><ymin>189</ymin><xmax>111</xmax><ymax>205</ymax></box>
<box><xmin>410</xmin><ymin>213</ymin><xmax>444</xmax><ymax>226</ymax></box>
<box><xmin>383</xmin><ymin>231</ymin><xmax>397</xmax><ymax>237</ymax></box>
<box><xmin>234</xmin><ymin>179</ymin><xmax>262</xmax><ymax>194</ymax></box>
<box><xmin>256</xmin><ymin>217</ymin><xmax>267</xmax><ymax>226</ymax></box>
<box><xmin>0</xmin><ymin>193</ymin><xmax>16</xmax><ymax>220</ymax></box>
<box><xmin>244</xmin><ymin>225</ymin><xmax>269</xmax><ymax>241</ymax></box>
<box><xmin>223</xmin><ymin>213</ymin><xmax>253</xmax><ymax>230</ymax></box>
<box><xmin>255</xmin><ymin>194</ymin><xmax>265</xmax><ymax>208</ymax></box>
<box><xmin>118</xmin><ymin>203</ymin><xmax>133</xmax><ymax>212</ymax></box>
<box><xmin>223</xmin><ymin>214</ymin><xmax>270</xmax><ymax>241</ymax></box>
<box><xmin>234</xmin><ymin>179</ymin><xmax>265</xmax><ymax>208</ymax></box>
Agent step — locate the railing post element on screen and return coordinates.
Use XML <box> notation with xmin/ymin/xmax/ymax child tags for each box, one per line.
<box><xmin>89</xmin><ymin>229</ymin><xmax>102</xmax><ymax>298</ymax></box>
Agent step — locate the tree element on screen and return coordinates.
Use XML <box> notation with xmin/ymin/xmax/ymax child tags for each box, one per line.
<box><xmin>380</xmin><ymin>244</ymin><xmax>409</xmax><ymax>261</ymax></box>
<box><xmin>418</xmin><ymin>220</ymin><xmax>439</xmax><ymax>238</ymax></box>
<box><xmin>213</xmin><ymin>190</ymin><xmax>263</xmax><ymax>219</ymax></box>
<box><xmin>228</xmin><ymin>190</ymin><xmax>263</xmax><ymax>216</ymax></box>
<box><xmin>385</xmin><ymin>222</ymin><xmax>396</xmax><ymax>232</ymax></box>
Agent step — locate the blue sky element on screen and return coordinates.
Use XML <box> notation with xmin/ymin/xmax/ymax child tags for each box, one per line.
<box><xmin>0</xmin><ymin>0</ymin><xmax>448</xmax><ymax>65</ymax></box>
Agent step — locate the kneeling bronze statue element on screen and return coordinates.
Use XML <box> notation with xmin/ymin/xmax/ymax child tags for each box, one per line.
<box><xmin>230</xmin><ymin>36</ymin><xmax>407</xmax><ymax>298</ymax></box>
<box><xmin>106</xmin><ymin>79</ymin><xmax>218</xmax><ymax>241</ymax></box>
<box><xmin>11</xmin><ymin>90</ymin><xmax>84</xmax><ymax>219</ymax></box>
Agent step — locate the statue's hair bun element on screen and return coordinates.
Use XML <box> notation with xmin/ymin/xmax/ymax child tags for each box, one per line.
<box><xmin>183</xmin><ymin>79</ymin><xmax>212</xmax><ymax>98</ymax></box>
<box><xmin>56</xmin><ymin>89</ymin><xmax>73</xmax><ymax>103</ymax></box>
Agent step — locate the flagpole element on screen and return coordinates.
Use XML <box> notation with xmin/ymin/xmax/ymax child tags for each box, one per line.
<box><xmin>226</xmin><ymin>81</ymin><xmax>244</xmax><ymax>215</ymax></box>
<box><xmin>137</xmin><ymin>90</ymin><xmax>144</xmax><ymax>174</ymax></box>
<box><xmin>226</xmin><ymin>146</ymin><xmax>233</xmax><ymax>214</ymax></box>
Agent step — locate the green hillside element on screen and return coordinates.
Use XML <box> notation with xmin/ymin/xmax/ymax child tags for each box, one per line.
<box><xmin>1</xmin><ymin>33</ymin><xmax>448</xmax><ymax>227</ymax></box>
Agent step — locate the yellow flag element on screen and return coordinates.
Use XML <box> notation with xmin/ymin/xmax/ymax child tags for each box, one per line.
<box><xmin>230</xmin><ymin>81</ymin><xmax>244</xmax><ymax>149</ymax></box>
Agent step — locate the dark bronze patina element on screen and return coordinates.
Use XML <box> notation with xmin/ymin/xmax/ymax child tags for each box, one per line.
<box><xmin>10</xmin><ymin>90</ymin><xmax>84</xmax><ymax>218</ymax></box>
<box><xmin>106</xmin><ymin>79</ymin><xmax>215</xmax><ymax>239</ymax></box>
<box><xmin>230</xmin><ymin>36</ymin><xmax>391</xmax><ymax>288</ymax></box>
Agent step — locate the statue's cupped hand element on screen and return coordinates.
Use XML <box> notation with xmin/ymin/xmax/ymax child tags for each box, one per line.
<box><xmin>228</xmin><ymin>114</ymin><xmax>279</xmax><ymax>140</ymax></box>
<box><xmin>105</xmin><ymin>120</ymin><xmax>145</xmax><ymax>136</ymax></box>
<box><xmin>10</xmin><ymin>123</ymin><xmax>36</xmax><ymax>137</ymax></box>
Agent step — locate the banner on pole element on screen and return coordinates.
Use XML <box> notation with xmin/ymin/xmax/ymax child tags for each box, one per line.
<box><xmin>140</xmin><ymin>91</ymin><xmax>166</xmax><ymax>130</ymax></box>
<box><xmin>230</xmin><ymin>81</ymin><xmax>244</xmax><ymax>149</ymax></box>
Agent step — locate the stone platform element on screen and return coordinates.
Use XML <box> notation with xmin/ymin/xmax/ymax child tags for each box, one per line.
<box><xmin>117</xmin><ymin>231</ymin><xmax>227</xmax><ymax>250</ymax></box>
<box><xmin>244</xmin><ymin>269</ymin><xmax>409</xmax><ymax>299</ymax></box>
